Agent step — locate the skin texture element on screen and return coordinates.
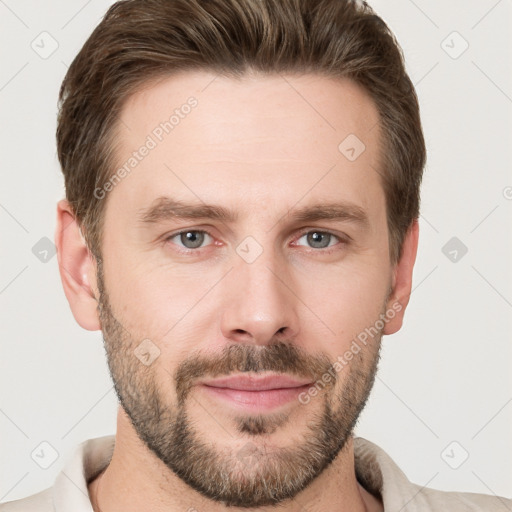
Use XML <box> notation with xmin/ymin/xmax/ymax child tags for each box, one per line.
<box><xmin>56</xmin><ymin>70</ymin><xmax>419</xmax><ymax>512</ymax></box>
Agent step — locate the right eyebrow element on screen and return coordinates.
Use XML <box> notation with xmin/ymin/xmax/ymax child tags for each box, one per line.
<box><xmin>137</xmin><ymin>196</ymin><xmax>238</xmax><ymax>224</ymax></box>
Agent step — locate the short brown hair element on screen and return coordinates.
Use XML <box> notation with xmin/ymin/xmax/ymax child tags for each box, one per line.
<box><xmin>57</xmin><ymin>0</ymin><xmax>425</xmax><ymax>265</ymax></box>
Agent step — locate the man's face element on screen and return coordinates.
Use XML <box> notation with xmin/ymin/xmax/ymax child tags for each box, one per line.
<box><xmin>96</xmin><ymin>71</ymin><xmax>394</xmax><ymax>507</ymax></box>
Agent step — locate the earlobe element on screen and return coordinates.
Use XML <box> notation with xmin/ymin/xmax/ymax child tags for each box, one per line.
<box><xmin>383</xmin><ymin>219</ymin><xmax>419</xmax><ymax>335</ymax></box>
<box><xmin>55</xmin><ymin>199</ymin><xmax>101</xmax><ymax>331</ymax></box>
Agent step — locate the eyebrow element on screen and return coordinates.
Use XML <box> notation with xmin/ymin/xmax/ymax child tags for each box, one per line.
<box><xmin>137</xmin><ymin>196</ymin><xmax>370</xmax><ymax>229</ymax></box>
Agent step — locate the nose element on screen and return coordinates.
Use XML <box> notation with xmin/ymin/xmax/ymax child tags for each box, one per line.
<box><xmin>219</xmin><ymin>249</ymin><xmax>300</xmax><ymax>346</ymax></box>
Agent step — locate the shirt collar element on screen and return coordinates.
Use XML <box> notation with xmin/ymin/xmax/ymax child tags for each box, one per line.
<box><xmin>53</xmin><ymin>435</ymin><xmax>115</xmax><ymax>512</ymax></box>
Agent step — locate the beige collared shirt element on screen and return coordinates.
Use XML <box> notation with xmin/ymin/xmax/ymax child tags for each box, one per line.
<box><xmin>1</xmin><ymin>435</ymin><xmax>508</xmax><ymax>511</ymax></box>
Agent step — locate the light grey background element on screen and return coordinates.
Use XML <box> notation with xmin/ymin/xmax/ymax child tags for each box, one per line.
<box><xmin>1</xmin><ymin>0</ymin><xmax>511</xmax><ymax>503</ymax></box>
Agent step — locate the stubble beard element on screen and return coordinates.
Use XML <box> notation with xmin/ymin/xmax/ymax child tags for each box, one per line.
<box><xmin>96</xmin><ymin>261</ymin><xmax>382</xmax><ymax>508</ymax></box>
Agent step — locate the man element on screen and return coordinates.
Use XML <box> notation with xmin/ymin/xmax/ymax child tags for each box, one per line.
<box><xmin>1</xmin><ymin>0</ymin><xmax>509</xmax><ymax>511</ymax></box>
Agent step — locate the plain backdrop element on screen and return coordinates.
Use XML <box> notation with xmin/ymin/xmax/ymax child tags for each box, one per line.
<box><xmin>1</xmin><ymin>0</ymin><xmax>511</xmax><ymax>503</ymax></box>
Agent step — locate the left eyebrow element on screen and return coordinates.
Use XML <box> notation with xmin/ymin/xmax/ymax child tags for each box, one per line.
<box><xmin>289</xmin><ymin>202</ymin><xmax>370</xmax><ymax>229</ymax></box>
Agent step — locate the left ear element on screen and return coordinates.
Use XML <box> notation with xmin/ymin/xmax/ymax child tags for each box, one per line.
<box><xmin>383</xmin><ymin>218</ymin><xmax>419</xmax><ymax>335</ymax></box>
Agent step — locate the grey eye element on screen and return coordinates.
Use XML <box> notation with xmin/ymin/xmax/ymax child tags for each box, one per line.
<box><xmin>296</xmin><ymin>231</ymin><xmax>338</xmax><ymax>249</ymax></box>
<box><xmin>172</xmin><ymin>230</ymin><xmax>212</xmax><ymax>249</ymax></box>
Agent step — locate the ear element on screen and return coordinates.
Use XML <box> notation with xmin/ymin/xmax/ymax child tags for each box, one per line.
<box><xmin>383</xmin><ymin>218</ymin><xmax>419</xmax><ymax>335</ymax></box>
<box><xmin>55</xmin><ymin>199</ymin><xmax>101</xmax><ymax>331</ymax></box>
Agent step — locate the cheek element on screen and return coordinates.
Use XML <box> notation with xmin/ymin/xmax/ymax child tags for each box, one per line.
<box><xmin>295</xmin><ymin>259</ymin><xmax>390</xmax><ymax>343</ymax></box>
<box><xmin>103</xmin><ymin>245</ymin><xmax>224</xmax><ymax>345</ymax></box>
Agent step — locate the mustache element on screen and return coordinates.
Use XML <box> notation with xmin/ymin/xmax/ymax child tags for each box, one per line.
<box><xmin>174</xmin><ymin>341</ymin><xmax>336</xmax><ymax>404</ymax></box>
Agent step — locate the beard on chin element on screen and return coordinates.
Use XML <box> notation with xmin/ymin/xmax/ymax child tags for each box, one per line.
<box><xmin>96</xmin><ymin>262</ymin><xmax>382</xmax><ymax>508</ymax></box>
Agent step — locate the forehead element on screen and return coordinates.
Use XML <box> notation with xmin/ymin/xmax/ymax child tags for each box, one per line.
<box><xmin>119</xmin><ymin>70</ymin><xmax>380</xmax><ymax>154</ymax></box>
<box><xmin>108</xmin><ymin>70</ymin><xmax>384</xmax><ymax>222</ymax></box>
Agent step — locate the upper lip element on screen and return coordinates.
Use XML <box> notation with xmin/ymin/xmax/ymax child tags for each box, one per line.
<box><xmin>200</xmin><ymin>374</ymin><xmax>313</xmax><ymax>391</ymax></box>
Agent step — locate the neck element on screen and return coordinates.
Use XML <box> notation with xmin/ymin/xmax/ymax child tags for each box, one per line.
<box><xmin>88</xmin><ymin>407</ymin><xmax>382</xmax><ymax>512</ymax></box>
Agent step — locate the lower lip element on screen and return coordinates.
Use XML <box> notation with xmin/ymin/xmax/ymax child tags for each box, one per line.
<box><xmin>199</xmin><ymin>384</ymin><xmax>311</xmax><ymax>411</ymax></box>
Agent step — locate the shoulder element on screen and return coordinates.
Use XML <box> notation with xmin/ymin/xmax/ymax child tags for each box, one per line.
<box><xmin>353</xmin><ymin>437</ymin><xmax>512</xmax><ymax>511</ymax></box>
<box><xmin>0</xmin><ymin>487</ymin><xmax>53</xmax><ymax>512</ymax></box>
<box><xmin>410</xmin><ymin>483</ymin><xmax>511</xmax><ymax>511</ymax></box>
<box><xmin>0</xmin><ymin>435</ymin><xmax>115</xmax><ymax>512</ymax></box>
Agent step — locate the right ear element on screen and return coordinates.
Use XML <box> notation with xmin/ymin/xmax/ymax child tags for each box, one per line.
<box><xmin>55</xmin><ymin>199</ymin><xmax>101</xmax><ymax>331</ymax></box>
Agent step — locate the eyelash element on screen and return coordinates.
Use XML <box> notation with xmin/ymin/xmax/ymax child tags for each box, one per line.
<box><xmin>163</xmin><ymin>228</ymin><xmax>349</xmax><ymax>255</ymax></box>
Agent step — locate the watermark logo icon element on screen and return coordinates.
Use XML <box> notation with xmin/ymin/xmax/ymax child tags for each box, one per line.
<box><xmin>338</xmin><ymin>134</ymin><xmax>366</xmax><ymax>162</ymax></box>
<box><xmin>31</xmin><ymin>441</ymin><xmax>59</xmax><ymax>469</ymax></box>
<box><xmin>442</xmin><ymin>236</ymin><xmax>468</xmax><ymax>263</ymax></box>
<box><xmin>134</xmin><ymin>339</ymin><xmax>161</xmax><ymax>366</ymax></box>
<box><xmin>441</xmin><ymin>441</ymin><xmax>469</xmax><ymax>469</ymax></box>
<box><xmin>31</xmin><ymin>31</ymin><xmax>59</xmax><ymax>59</ymax></box>
<box><xmin>32</xmin><ymin>237</ymin><xmax>57</xmax><ymax>263</ymax></box>
<box><xmin>441</xmin><ymin>31</ymin><xmax>469</xmax><ymax>60</ymax></box>
<box><xmin>236</xmin><ymin>236</ymin><xmax>263</xmax><ymax>264</ymax></box>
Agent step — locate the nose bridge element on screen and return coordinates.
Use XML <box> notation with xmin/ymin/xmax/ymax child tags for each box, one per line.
<box><xmin>219</xmin><ymin>240</ymin><xmax>299</xmax><ymax>344</ymax></box>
